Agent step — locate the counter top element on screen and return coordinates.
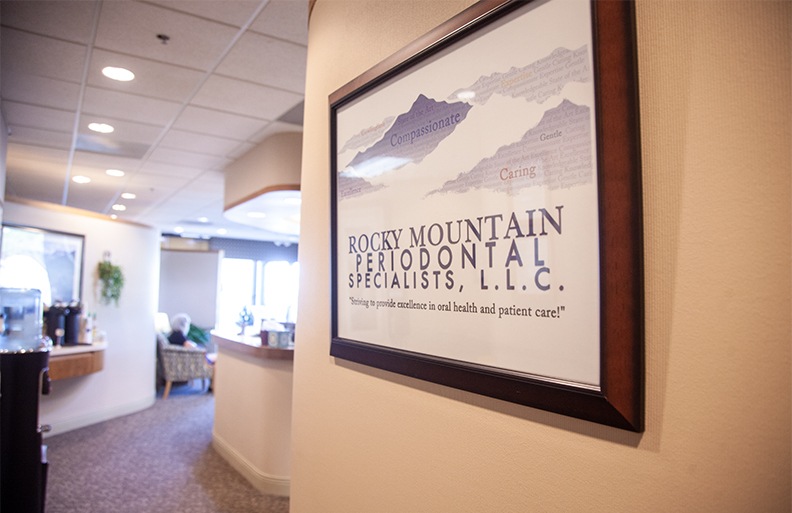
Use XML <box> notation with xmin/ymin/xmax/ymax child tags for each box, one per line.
<box><xmin>211</xmin><ymin>331</ymin><xmax>294</xmax><ymax>361</ymax></box>
<box><xmin>50</xmin><ymin>340</ymin><xmax>108</xmax><ymax>357</ymax></box>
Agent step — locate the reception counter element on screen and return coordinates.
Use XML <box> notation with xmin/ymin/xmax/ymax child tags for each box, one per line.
<box><xmin>211</xmin><ymin>331</ymin><xmax>293</xmax><ymax>497</ymax></box>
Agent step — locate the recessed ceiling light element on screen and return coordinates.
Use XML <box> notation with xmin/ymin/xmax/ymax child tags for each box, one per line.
<box><xmin>106</xmin><ymin>169</ymin><xmax>125</xmax><ymax>177</ymax></box>
<box><xmin>197</xmin><ymin>217</ymin><xmax>209</xmax><ymax>223</ymax></box>
<box><xmin>72</xmin><ymin>175</ymin><xmax>91</xmax><ymax>184</ymax></box>
<box><xmin>174</xmin><ymin>226</ymin><xmax>184</xmax><ymax>234</ymax></box>
<box><xmin>102</xmin><ymin>66</ymin><xmax>135</xmax><ymax>82</ymax></box>
<box><xmin>216</xmin><ymin>228</ymin><xmax>227</xmax><ymax>235</ymax></box>
<box><xmin>88</xmin><ymin>122</ymin><xmax>114</xmax><ymax>134</ymax></box>
<box><xmin>121</xmin><ymin>192</ymin><xmax>136</xmax><ymax>199</ymax></box>
<box><xmin>247</xmin><ymin>212</ymin><xmax>267</xmax><ymax>219</ymax></box>
<box><xmin>110</xmin><ymin>214</ymin><xmax>118</xmax><ymax>220</ymax></box>
<box><xmin>111</xmin><ymin>204</ymin><xmax>126</xmax><ymax>211</ymax></box>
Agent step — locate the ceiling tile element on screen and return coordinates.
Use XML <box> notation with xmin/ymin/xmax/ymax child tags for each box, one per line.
<box><xmin>87</xmin><ymin>49</ymin><xmax>205</xmax><ymax>103</ymax></box>
<box><xmin>1</xmin><ymin>29</ymin><xmax>87</xmax><ymax>83</ymax></box>
<box><xmin>95</xmin><ymin>1</ymin><xmax>240</xmax><ymax>71</ymax></box>
<box><xmin>1</xmin><ymin>0</ymin><xmax>97</xmax><ymax>44</ymax></box>
<box><xmin>72</xmin><ymin>151</ymin><xmax>143</xmax><ymax>174</ymax></box>
<box><xmin>3</xmin><ymin>101</ymin><xmax>75</xmax><ymax>132</ymax></box>
<box><xmin>5</xmin><ymin>145</ymin><xmax>70</xmax><ymax>185</ymax></box>
<box><xmin>5</xmin><ymin>171</ymin><xmax>65</xmax><ymax>205</ymax></box>
<box><xmin>6</xmin><ymin>126</ymin><xmax>73</xmax><ymax>150</ymax></box>
<box><xmin>191</xmin><ymin>75</ymin><xmax>302</xmax><ymax>121</ymax></box>
<box><xmin>114</xmin><ymin>179</ymin><xmax>174</xmax><ymax>201</ymax></box>
<box><xmin>249</xmin><ymin>0</ymin><xmax>308</xmax><ymax>45</ymax></box>
<box><xmin>173</xmin><ymin>105</ymin><xmax>269</xmax><ymax>140</ymax></box>
<box><xmin>127</xmin><ymin>171</ymin><xmax>192</xmax><ymax>193</ymax></box>
<box><xmin>5</xmin><ymin>144</ymin><xmax>70</xmax><ymax>167</ymax></box>
<box><xmin>145</xmin><ymin>0</ymin><xmax>263</xmax><ymax>28</ymax></box>
<box><xmin>65</xmin><ymin>182</ymin><xmax>123</xmax><ymax>213</ymax></box>
<box><xmin>138</xmin><ymin>161</ymin><xmax>207</xmax><ymax>179</ymax></box>
<box><xmin>159</xmin><ymin>129</ymin><xmax>246</xmax><ymax>157</ymax></box>
<box><xmin>148</xmin><ymin>146</ymin><xmax>230</xmax><ymax>169</ymax></box>
<box><xmin>82</xmin><ymin>87</ymin><xmax>182</xmax><ymax>126</ymax></box>
<box><xmin>0</xmin><ymin>73</ymin><xmax>81</xmax><ymax>111</ymax></box>
<box><xmin>187</xmin><ymin>170</ymin><xmax>225</xmax><ymax>192</ymax></box>
<box><xmin>77</xmin><ymin>116</ymin><xmax>163</xmax><ymax>146</ymax></box>
<box><xmin>216</xmin><ymin>32</ymin><xmax>306</xmax><ymax>93</ymax></box>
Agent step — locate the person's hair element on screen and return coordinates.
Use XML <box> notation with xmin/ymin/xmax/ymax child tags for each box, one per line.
<box><xmin>171</xmin><ymin>313</ymin><xmax>191</xmax><ymax>335</ymax></box>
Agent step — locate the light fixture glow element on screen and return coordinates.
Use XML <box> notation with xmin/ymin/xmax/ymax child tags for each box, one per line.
<box><xmin>102</xmin><ymin>66</ymin><xmax>135</xmax><ymax>82</ymax></box>
<box><xmin>88</xmin><ymin>122</ymin><xmax>114</xmax><ymax>134</ymax></box>
<box><xmin>121</xmin><ymin>192</ymin><xmax>136</xmax><ymax>199</ymax></box>
<box><xmin>174</xmin><ymin>226</ymin><xmax>184</xmax><ymax>234</ymax></box>
<box><xmin>72</xmin><ymin>175</ymin><xmax>91</xmax><ymax>184</ymax></box>
<box><xmin>111</xmin><ymin>204</ymin><xmax>126</xmax><ymax>212</ymax></box>
<box><xmin>110</xmin><ymin>214</ymin><xmax>118</xmax><ymax>220</ymax></box>
<box><xmin>106</xmin><ymin>169</ymin><xmax>125</xmax><ymax>177</ymax></box>
<box><xmin>197</xmin><ymin>217</ymin><xmax>209</xmax><ymax>223</ymax></box>
<box><xmin>216</xmin><ymin>228</ymin><xmax>227</xmax><ymax>235</ymax></box>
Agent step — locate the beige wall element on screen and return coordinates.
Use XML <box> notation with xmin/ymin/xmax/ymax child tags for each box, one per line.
<box><xmin>224</xmin><ymin>131</ymin><xmax>303</xmax><ymax>208</ymax></box>
<box><xmin>5</xmin><ymin>200</ymin><xmax>162</xmax><ymax>436</ymax></box>
<box><xmin>291</xmin><ymin>1</ymin><xmax>791</xmax><ymax>511</ymax></box>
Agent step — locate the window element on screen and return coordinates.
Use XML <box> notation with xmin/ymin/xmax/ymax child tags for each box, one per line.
<box><xmin>262</xmin><ymin>261</ymin><xmax>299</xmax><ymax>323</ymax></box>
<box><xmin>217</xmin><ymin>258</ymin><xmax>299</xmax><ymax>331</ymax></box>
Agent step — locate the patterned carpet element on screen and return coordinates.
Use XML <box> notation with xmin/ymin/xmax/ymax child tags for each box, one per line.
<box><xmin>44</xmin><ymin>382</ymin><xmax>289</xmax><ymax>513</ymax></box>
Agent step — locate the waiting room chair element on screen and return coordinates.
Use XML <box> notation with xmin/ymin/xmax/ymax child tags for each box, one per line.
<box><xmin>156</xmin><ymin>333</ymin><xmax>214</xmax><ymax>399</ymax></box>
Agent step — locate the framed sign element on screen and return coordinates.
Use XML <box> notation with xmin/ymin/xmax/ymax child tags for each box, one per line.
<box><xmin>330</xmin><ymin>0</ymin><xmax>643</xmax><ymax>431</ymax></box>
<box><xmin>0</xmin><ymin>224</ymin><xmax>85</xmax><ymax>306</ymax></box>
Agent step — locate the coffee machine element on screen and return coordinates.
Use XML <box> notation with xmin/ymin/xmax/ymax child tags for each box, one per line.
<box><xmin>0</xmin><ymin>288</ymin><xmax>52</xmax><ymax>512</ymax></box>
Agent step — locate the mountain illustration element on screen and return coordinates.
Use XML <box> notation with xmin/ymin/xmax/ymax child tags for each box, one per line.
<box><xmin>448</xmin><ymin>46</ymin><xmax>591</xmax><ymax>106</ymax></box>
<box><xmin>428</xmin><ymin>99</ymin><xmax>593</xmax><ymax>197</ymax></box>
<box><xmin>340</xmin><ymin>94</ymin><xmax>473</xmax><ymax>179</ymax></box>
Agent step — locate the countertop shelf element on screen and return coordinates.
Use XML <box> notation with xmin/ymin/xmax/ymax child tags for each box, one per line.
<box><xmin>211</xmin><ymin>331</ymin><xmax>294</xmax><ymax>361</ymax></box>
<box><xmin>48</xmin><ymin>341</ymin><xmax>107</xmax><ymax>380</ymax></box>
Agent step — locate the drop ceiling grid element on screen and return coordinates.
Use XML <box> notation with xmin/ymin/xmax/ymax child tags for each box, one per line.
<box><xmin>0</xmin><ymin>0</ymin><xmax>307</xmax><ymax>241</ymax></box>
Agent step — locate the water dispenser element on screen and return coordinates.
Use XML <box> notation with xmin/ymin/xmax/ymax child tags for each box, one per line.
<box><xmin>0</xmin><ymin>287</ymin><xmax>52</xmax><ymax>512</ymax></box>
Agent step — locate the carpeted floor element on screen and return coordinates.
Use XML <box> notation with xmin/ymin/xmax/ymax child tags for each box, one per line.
<box><xmin>44</xmin><ymin>381</ymin><xmax>289</xmax><ymax>513</ymax></box>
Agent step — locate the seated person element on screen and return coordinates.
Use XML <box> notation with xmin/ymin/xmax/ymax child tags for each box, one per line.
<box><xmin>168</xmin><ymin>313</ymin><xmax>198</xmax><ymax>349</ymax></box>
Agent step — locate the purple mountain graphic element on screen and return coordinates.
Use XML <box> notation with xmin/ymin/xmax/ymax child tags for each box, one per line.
<box><xmin>340</xmin><ymin>94</ymin><xmax>472</xmax><ymax>178</ymax></box>
<box><xmin>428</xmin><ymin>99</ymin><xmax>593</xmax><ymax>196</ymax></box>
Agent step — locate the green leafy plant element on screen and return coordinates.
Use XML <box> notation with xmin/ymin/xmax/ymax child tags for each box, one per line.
<box><xmin>98</xmin><ymin>260</ymin><xmax>124</xmax><ymax>306</ymax></box>
<box><xmin>187</xmin><ymin>324</ymin><xmax>210</xmax><ymax>346</ymax></box>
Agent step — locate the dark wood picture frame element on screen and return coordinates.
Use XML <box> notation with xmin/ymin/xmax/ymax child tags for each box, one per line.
<box><xmin>0</xmin><ymin>223</ymin><xmax>86</xmax><ymax>304</ymax></box>
<box><xmin>330</xmin><ymin>0</ymin><xmax>643</xmax><ymax>431</ymax></box>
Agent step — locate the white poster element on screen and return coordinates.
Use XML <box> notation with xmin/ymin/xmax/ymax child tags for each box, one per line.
<box><xmin>334</xmin><ymin>0</ymin><xmax>601</xmax><ymax>387</ymax></box>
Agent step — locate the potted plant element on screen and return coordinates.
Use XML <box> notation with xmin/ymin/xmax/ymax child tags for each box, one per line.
<box><xmin>98</xmin><ymin>254</ymin><xmax>124</xmax><ymax>306</ymax></box>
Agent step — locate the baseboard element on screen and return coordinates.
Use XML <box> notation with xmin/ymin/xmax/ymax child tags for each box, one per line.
<box><xmin>42</xmin><ymin>394</ymin><xmax>156</xmax><ymax>438</ymax></box>
<box><xmin>212</xmin><ymin>431</ymin><xmax>290</xmax><ymax>497</ymax></box>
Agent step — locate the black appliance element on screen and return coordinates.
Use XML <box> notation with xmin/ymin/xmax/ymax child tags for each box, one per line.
<box><xmin>0</xmin><ymin>349</ymin><xmax>50</xmax><ymax>512</ymax></box>
<box><xmin>0</xmin><ymin>288</ymin><xmax>52</xmax><ymax>512</ymax></box>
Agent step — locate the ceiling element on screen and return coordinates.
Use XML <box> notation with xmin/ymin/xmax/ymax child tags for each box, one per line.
<box><xmin>0</xmin><ymin>0</ymin><xmax>307</xmax><ymax>242</ymax></box>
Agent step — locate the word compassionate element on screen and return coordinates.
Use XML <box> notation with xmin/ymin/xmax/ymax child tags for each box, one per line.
<box><xmin>346</xmin><ymin>205</ymin><xmax>563</xmax><ymax>292</ymax></box>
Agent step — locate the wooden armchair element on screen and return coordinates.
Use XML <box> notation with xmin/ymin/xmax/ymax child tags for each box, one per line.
<box><xmin>156</xmin><ymin>333</ymin><xmax>214</xmax><ymax>399</ymax></box>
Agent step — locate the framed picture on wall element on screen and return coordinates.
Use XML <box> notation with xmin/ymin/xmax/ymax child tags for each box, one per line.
<box><xmin>0</xmin><ymin>224</ymin><xmax>85</xmax><ymax>306</ymax></box>
<box><xmin>329</xmin><ymin>0</ymin><xmax>644</xmax><ymax>431</ymax></box>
